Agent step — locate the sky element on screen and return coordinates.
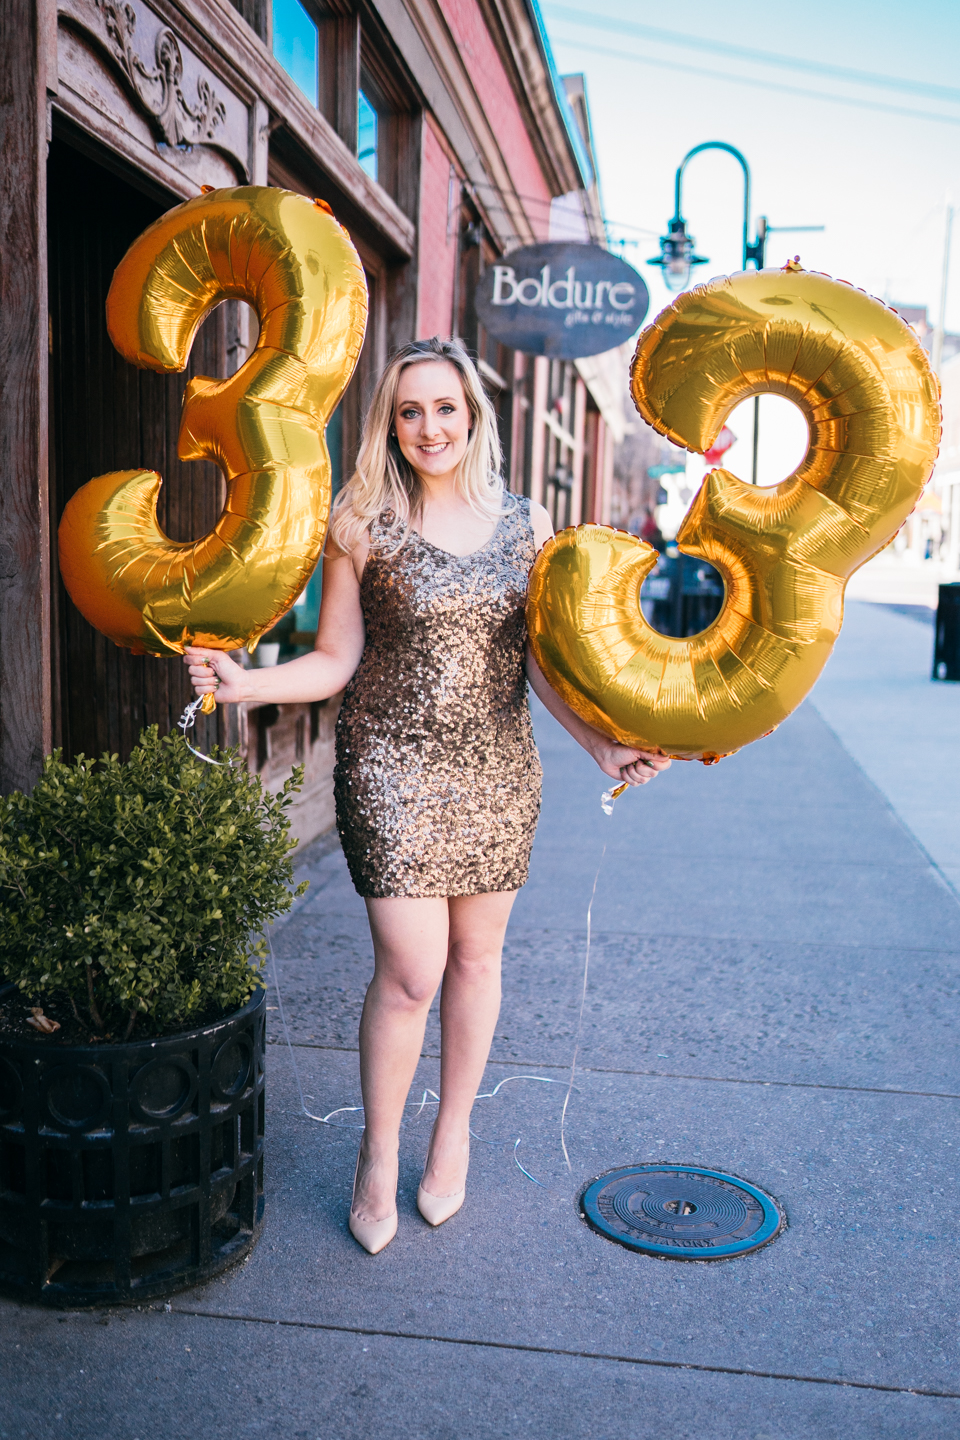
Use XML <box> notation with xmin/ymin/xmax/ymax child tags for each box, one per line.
<box><xmin>543</xmin><ymin>0</ymin><xmax>960</xmax><ymax>335</ymax></box>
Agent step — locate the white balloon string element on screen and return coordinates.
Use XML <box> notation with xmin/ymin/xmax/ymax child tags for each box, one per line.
<box><xmin>266</xmin><ymin>825</ymin><xmax>607</xmax><ymax>1189</ymax></box>
<box><xmin>176</xmin><ymin>695</ymin><xmax>230</xmax><ymax>766</ymax></box>
<box><xmin>559</xmin><ymin>843</ymin><xmax>605</xmax><ymax>1172</ymax></box>
<box><xmin>263</xmin><ymin>927</ymin><xmax>578</xmax><ymax>1186</ymax></box>
<box><xmin>268</xmin><ymin>931</ymin><xmax>366</xmax><ymax>1127</ymax></box>
<box><xmin>267</xmin><ymin>931</ymin><xmax>568</xmax><ymax>1139</ymax></box>
<box><xmin>513</xmin><ymin>1136</ymin><xmax>549</xmax><ymax>1188</ymax></box>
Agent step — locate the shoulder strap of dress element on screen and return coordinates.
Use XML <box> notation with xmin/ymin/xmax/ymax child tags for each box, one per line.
<box><xmin>368</xmin><ymin>511</ymin><xmax>394</xmax><ymax>550</ymax></box>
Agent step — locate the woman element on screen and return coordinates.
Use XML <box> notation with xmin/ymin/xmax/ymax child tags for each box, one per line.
<box><xmin>185</xmin><ymin>337</ymin><xmax>670</xmax><ymax>1254</ymax></box>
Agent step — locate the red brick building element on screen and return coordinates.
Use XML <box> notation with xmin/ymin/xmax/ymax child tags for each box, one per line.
<box><xmin>2</xmin><ymin>0</ymin><xmax>625</xmax><ymax>840</ymax></box>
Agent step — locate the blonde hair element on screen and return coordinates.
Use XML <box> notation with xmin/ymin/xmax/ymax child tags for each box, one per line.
<box><xmin>328</xmin><ymin>337</ymin><xmax>511</xmax><ymax>555</ymax></box>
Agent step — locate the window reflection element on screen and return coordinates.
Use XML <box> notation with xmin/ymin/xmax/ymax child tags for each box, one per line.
<box><xmin>272</xmin><ymin>0</ymin><xmax>318</xmax><ymax>108</ymax></box>
<box><xmin>358</xmin><ymin>91</ymin><xmax>378</xmax><ymax>181</ymax></box>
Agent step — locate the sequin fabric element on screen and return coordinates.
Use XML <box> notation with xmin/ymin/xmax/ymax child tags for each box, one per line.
<box><xmin>334</xmin><ymin>498</ymin><xmax>542</xmax><ymax>898</ymax></box>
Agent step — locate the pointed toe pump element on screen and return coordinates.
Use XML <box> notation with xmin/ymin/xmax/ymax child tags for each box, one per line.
<box><xmin>349</xmin><ymin>1206</ymin><xmax>398</xmax><ymax>1255</ymax></box>
<box><xmin>416</xmin><ymin>1182</ymin><xmax>466</xmax><ymax>1228</ymax></box>
<box><xmin>349</xmin><ymin>1151</ymin><xmax>398</xmax><ymax>1255</ymax></box>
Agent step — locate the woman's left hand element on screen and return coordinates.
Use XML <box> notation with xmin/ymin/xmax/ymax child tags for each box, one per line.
<box><xmin>592</xmin><ymin>739</ymin><xmax>671</xmax><ymax>786</ymax></box>
<box><xmin>524</xmin><ymin>644</ymin><xmax>673</xmax><ymax>788</ymax></box>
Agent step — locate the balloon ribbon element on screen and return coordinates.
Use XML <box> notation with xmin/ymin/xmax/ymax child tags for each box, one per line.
<box><xmin>600</xmin><ymin>780</ymin><xmax>629</xmax><ymax>815</ymax></box>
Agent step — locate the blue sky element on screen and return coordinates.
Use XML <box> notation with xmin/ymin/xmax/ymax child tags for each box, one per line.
<box><xmin>543</xmin><ymin>0</ymin><xmax>960</xmax><ymax>333</ymax></box>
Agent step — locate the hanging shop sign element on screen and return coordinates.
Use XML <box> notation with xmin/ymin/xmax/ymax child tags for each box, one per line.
<box><xmin>474</xmin><ymin>242</ymin><xmax>649</xmax><ymax>360</ymax></box>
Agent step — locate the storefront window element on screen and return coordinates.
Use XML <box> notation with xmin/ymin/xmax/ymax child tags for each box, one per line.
<box><xmin>283</xmin><ymin>403</ymin><xmax>343</xmax><ymax>649</ymax></box>
<box><xmin>357</xmin><ymin>91</ymin><xmax>378</xmax><ymax>181</ymax></box>
<box><xmin>273</xmin><ymin>0</ymin><xmax>318</xmax><ymax>108</ymax></box>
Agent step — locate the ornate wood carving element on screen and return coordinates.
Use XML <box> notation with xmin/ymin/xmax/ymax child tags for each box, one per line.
<box><xmin>93</xmin><ymin>0</ymin><xmax>226</xmax><ymax>147</ymax></box>
<box><xmin>56</xmin><ymin>0</ymin><xmax>250</xmax><ymax>182</ymax></box>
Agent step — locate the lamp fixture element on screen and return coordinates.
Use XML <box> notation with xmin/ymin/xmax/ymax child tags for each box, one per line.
<box><xmin>647</xmin><ymin>216</ymin><xmax>708</xmax><ymax>293</ymax></box>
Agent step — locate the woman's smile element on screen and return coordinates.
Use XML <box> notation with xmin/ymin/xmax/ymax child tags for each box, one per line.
<box><xmin>394</xmin><ymin>360</ymin><xmax>472</xmax><ymax>481</ymax></box>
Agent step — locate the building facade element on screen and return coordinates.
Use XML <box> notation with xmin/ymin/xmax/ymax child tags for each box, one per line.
<box><xmin>2</xmin><ymin>0</ymin><xmax>625</xmax><ymax>839</ymax></box>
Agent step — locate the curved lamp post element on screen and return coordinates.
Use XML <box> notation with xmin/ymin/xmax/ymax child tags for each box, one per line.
<box><xmin>649</xmin><ymin>142</ymin><xmax>766</xmax><ymax>479</ymax></box>
<box><xmin>648</xmin><ymin>141</ymin><xmax>766</xmax><ymax>293</ymax></box>
<box><xmin>649</xmin><ymin>143</ymin><xmax>824</xmax><ymax>483</ymax></box>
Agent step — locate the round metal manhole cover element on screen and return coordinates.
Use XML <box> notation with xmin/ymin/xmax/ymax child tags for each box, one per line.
<box><xmin>581</xmin><ymin>1165</ymin><xmax>784</xmax><ymax>1260</ymax></box>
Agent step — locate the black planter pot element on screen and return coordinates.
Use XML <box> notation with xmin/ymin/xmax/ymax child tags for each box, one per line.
<box><xmin>0</xmin><ymin>984</ymin><xmax>265</xmax><ymax>1307</ymax></box>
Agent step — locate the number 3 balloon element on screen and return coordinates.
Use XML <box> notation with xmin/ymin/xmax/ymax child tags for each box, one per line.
<box><xmin>528</xmin><ymin>264</ymin><xmax>941</xmax><ymax>762</ymax></box>
<box><xmin>58</xmin><ymin>186</ymin><xmax>367</xmax><ymax>659</ymax></box>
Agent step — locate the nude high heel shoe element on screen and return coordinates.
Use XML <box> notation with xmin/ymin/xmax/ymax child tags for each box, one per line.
<box><xmin>417</xmin><ymin>1137</ymin><xmax>468</xmax><ymax>1226</ymax></box>
<box><xmin>416</xmin><ymin>1181</ymin><xmax>465</xmax><ymax>1227</ymax></box>
<box><xmin>348</xmin><ymin>1149</ymin><xmax>398</xmax><ymax>1255</ymax></box>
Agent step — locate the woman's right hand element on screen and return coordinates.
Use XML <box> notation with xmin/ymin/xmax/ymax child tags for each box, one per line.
<box><xmin>183</xmin><ymin>647</ymin><xmax>249</xmax><ymax>705</ymax></box>
<box><xmin>178</xmin><ymin>550</ymin><xmax>366</xmax><ymax>708</ymax></box>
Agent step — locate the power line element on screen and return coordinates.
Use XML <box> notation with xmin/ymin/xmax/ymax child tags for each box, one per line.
<box><xmin>548</xmin><ymin>35</ymin><xmax>960</xmax><ymax>129</ymax></box>
<box><xmin>543</xmin><ymin>3</ymin><xmax>960</xmax><ymax>106</ymax></box>
<box><xmin>464</xmin><ymin>178</ymin><xmax>660</xmax><ymax>236</ymax></box>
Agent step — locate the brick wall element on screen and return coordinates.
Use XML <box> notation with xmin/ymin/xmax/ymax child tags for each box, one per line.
<box><xmin>417</xmin><ymin>118</ymin><xmax>457</xmax><ymax>339</ymax></box>
<box><xmin>441</xmin><ymin>0</ymin><xmax>554</xmax><ymax>236</ymax></box>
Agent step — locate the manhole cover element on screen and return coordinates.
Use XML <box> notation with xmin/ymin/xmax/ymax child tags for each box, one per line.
<box><xmin>580</xmin><ymin>1165</ymin><xmax>784</xmax><ymax>1260</ymax></box>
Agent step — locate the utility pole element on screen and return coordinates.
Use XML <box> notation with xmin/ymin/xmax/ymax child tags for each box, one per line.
<box><xmin>931</xmin><ymin>205</ymin><xmax>954</xmax><ymax>377</ymax></box>
<box><xmin>931</xmin><ymin>205</ymin><xmax>956</xmax><ymax>578</ymax></box>
<box><xmin>750</xmin><ymin>221</ymin><xmax>823</xmax><ymax>485</ymax></box>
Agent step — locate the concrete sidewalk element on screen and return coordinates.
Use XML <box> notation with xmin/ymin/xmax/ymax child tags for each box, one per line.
<box><xmin>3</xmin><ymin>602</ymin><xmax>959</xmax><ymax>1439</ymax></box>
<box><xmin>811</xmin><ymin>601</ymin><xmax>960</xmax><ymax>894</ymax></box>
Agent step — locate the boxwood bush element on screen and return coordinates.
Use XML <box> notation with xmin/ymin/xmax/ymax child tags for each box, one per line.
<box><xmin>0</xmin><ymin>727</ymin><xmax>306</xmax><ymax>1039</ymax></box>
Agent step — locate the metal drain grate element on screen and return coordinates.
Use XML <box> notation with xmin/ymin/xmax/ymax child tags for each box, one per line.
<box><xmin>580</xmin><ymin>1165</ymin><xmax>784</xmax><ymax>1260</ymax></box>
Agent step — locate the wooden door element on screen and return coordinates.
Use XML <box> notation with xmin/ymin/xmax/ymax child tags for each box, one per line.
<box><xmin>47</xmin><ymin>136</ymin><xmax>226</xmax><ymax>762</ymax></box>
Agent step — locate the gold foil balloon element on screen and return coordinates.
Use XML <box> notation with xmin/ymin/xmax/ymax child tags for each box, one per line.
<box><xmin>58</xmin><ymin>186</ymin><xmax>368</xmax><ymax>659</ymax></box>
<box><xmin>528</xmin><ymin>265</ymin><xmax>941</xmax><ymax>762</ymax></box>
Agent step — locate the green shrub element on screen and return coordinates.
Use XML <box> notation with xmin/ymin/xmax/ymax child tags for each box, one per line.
<box><xmin>0</xmin><ymin>727</ymin><xmax>306</xmax><ymax>1039</ymax></box>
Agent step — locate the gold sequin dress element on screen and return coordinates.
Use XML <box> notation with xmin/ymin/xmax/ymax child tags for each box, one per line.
<box><xmin>334</xmin><ymin>498</ymin><xmax>542</xmax><ymax>897</ymax></box>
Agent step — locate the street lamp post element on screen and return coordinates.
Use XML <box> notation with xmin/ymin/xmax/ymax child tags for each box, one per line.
<box><xmin>649</xmin><ymin>142</ymin><xmax>766</xmax><ymax>482</ymax></box>
<box><xmin>648</xmin><ymin>141</ymin><xmax>764</xmax><ymax>291</ymax></box>
<box><xmin>649</xmin><ymin>143</ymin><xmax>825</xmax><ymax>485</ymax></box>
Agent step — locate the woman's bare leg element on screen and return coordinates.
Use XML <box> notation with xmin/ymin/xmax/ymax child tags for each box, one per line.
<box><xmin>354</xmin><ymin>896</ymin><xmax>450</xmax><ymax>1221</ymax></box>
<box><xmin>421</xmin><ymin>890</ymin><xmax>518</xmax><ymax>1198</ymax></box>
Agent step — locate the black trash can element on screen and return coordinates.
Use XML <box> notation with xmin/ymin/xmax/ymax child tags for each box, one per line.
<box><xmin>933</xmin><ymin>583</ymin><xmax>960</xmax><ymax>681</ymax></box>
